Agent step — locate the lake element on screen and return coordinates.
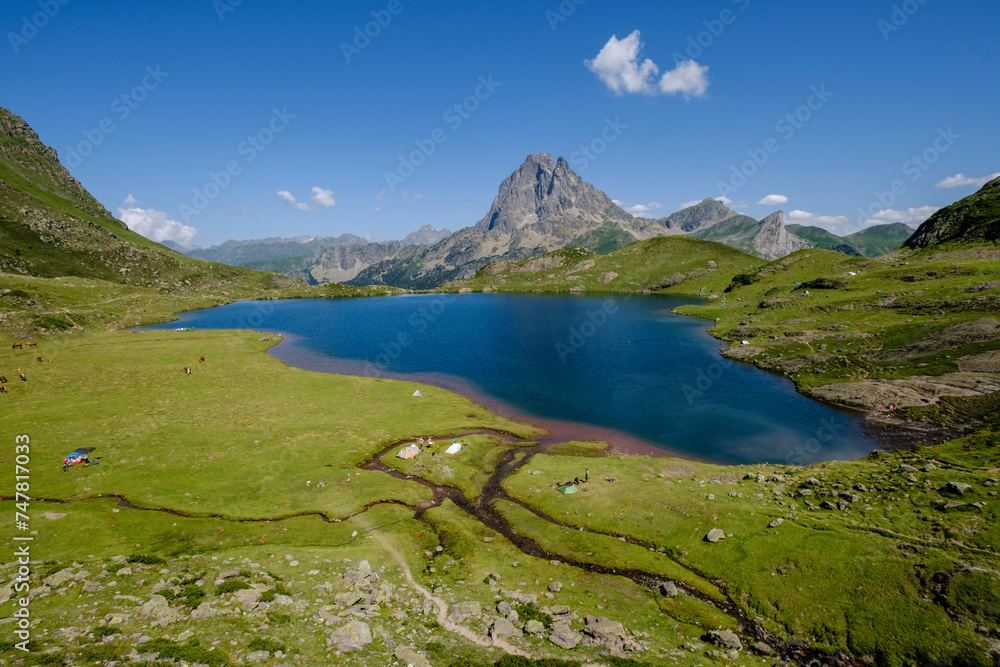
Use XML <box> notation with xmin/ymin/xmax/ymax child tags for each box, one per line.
<box><xmin>152</xmin><ymin>294</ymin><xmax>879</xmax><ymax>465</ymax></box>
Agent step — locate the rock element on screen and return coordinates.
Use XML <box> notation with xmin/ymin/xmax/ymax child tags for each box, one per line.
<box><xmin>190</xmin><ymin>602</ymin><xmax>220</xmax><ymax>619</ymax></box>
<box><xmin>497</xmin><ymin>601</ymin><xmax>512</xmax><ymax>615</ymax></box>
<box><xmin>448</xmin><ymin>601</ymin><xmax>481</xmax><ymax>622</ymax></box>
<box><xmin>804</xmin><ymin>477</ymin><xmax>820</xmax><ymax>485</ymax></box>
<box><xmin>42</xmin><ymin>568</ymin><xmax>77</xmax><ymax>588</ymax></box>
<box><xmin>922</xmin><ymin>464</ymin><xmax>937</xmax><ymax>472</ymax></box>
<box><xmin>821</xmin><ymin>501</ymin><xmax>838</xmax><ymax>511</ymax></box>
<box><xmin>584</xmin><ymin>616</ymin><xmax>626</xmax><ymax>642</ymax></box>
<box><xmin>753</xmin><ymin>641</ymin><xmax>774</xmax><ymax>655</ymax></box>
<box><xmin>372</xmin><ymin>581</ymin><xmax>396</xmax><ymax>604</ymax></box>
<box><xmin>855</xmin><ymin>483</ymin><xmax>868</xmax><ymax>492</ymax></box>
<box><xmin>138</xmin><ymin>595</ymin><xmax>180</xmax><ymax>626</ymax></box>
<box><xmin>395</xmin><ymin>646</ymin><xmax>432</xmax><ymax>667</ymax></box>
<box><xmin>246</xmin><ymin>650</ymin><xmax>269</xmax><ymax>663</ymax></box>
<box><xmin>491</xmin><ymin>617</ymin><xmax>521</xmax><ymax>640</ymax></box>
<box><xmin>659</xmin><ymin>581</ymin><xmax>679</xmax><ymax>597</ymax></box>
<box><xmin>500</xmin><ymin>589</ymin><xmax>537</xmax><ymax>605</ymax></box>
<box><xmin>217</xmin><ymin>568</ymin><xmax>240</xmax><ymax>579</ymax></box>
<box><xmin>525</xmin><ymin>620</ymin><xmax>546</xmax><ymax>635</ymax></box>
<box><xmin>548</xmin><ymin>605</ymin><xmax>571</xmax><ymax>616</ymax></box>
<box><xmin>898</xmin><ymin>465</ymin><xmax>918</xmax><ymax>474</ymax></box>
<box><xmin>328</xmin><ymin>620</ymin><xmax>372</xmax><ymax>652</ymax></box>
<box><xmin>798</xmin><ymin>489</ymin><xmax>813</xmax><ymax>497</ymax></box>
<box><xmin>335</xmin><ymin>592</ymin><xmax>364</xmax><ymax>608</ymax></box>
<box><xmin>548</xmin><ymin>581</ymin><xmax>562</xmax><ymax>592</ymax></box>
<box><xmin>82</xmin><ymin>581</ymin><xmax>104</xmax><ymax>593</ymax></box>
<box><xmin>944</xmin><ymin>482</ymin><xmax>972</xmax><ymax>495</ymax></box>
<box><xmin>944</xmin><ymin>501</ymin><xmax>966</xmax><ymax>510</ymax></box>
<box><xmin>768</xmin><ymin>518</ymin><xmax>784</xmax><ymax>528</ymax></box>
<box><xmin>103</xmin><ymin>613</ymin><xmax>127</xmax><ymax>626</ymax></box>
<box><xmin>235</xmin><ymin>588</ymin><xmax>261</xmax><ymax>610</ymax></box>
<box><xmin>115</xmin><ymin>566</ymin><xmax>132</xmax><ymax>577</ymax></box>
<box><xmin>343</xmin><ymin>560</ymin><xmax>375</xmax><ymax>587</ymax></box>
<box><xmin>549</xmin><ymin>623</ymin><xmax>582</xmax><ymax>649</ymax></box>
<box><xmin>705</xmin><ymin>528</ymin><xmax>726</xmax><ymax>543</ymax></box>
<box><xmin>598</xmin><ymin>271</ymin><xmax>618</xmax><ymax>284</ymax></box>
<box><xmin>707</xmin><ymin>628</ymin><xmax>743</xmax><ymax>651</ymax></box>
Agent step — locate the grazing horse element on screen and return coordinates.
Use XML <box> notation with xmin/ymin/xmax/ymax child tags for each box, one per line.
<box><xmin>199</xmin><ymin>356</ymin><xmax>205</xmax><ymax>362</ymax></box>
<box><xmin>0</xmin><ymin>376</ymin><xmax>7</xmax><ymax>383</ymax></box>
<box><xmin>26</xmin><ymin>342</ymin><xmax>37</xmax><ymax>348</ymax></box>
<box><xmin>19</xmin><ymin>373</ymin><xmax>27</xmax><ymax>382</ymax></box>
<box><xmin>36</xmin><ymin>355</ymin><xmax>43</xmax><ymax>362</ymax></box>
<box><xmin>184</xmin><ymin>367</ymin><xmax>192</xmax><ymax>375</ymax></box>
<box><xmin>12</xmin><ymin>343</ymin><xmax>22</xmax><ymax>349</ymax></box>
<box><xmin>0</xmin><ymin>385</ymin><xmax>7</xmax><ymax>393</ymax></box>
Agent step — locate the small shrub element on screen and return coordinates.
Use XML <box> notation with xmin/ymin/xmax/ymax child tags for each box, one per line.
<box><xmin>248</xmin><ymin>638</ymin><xmax>285</xmax><ymax>653</ymax></box>
<box><xmin>259</xmin><ymin>589</ymin><xmax>276</xmax><ymax>602</ymax></box>
<box><xmin>92</xmin><ymin>626</ymin><xmax>121</xmax><ymax>639</ymax></box>
<box><xmin>142</xmin><ymin>639</ymin><xmax>227</xmax><ymax>666</ymax></box>
<box><xmin>127</xmin><ymin>554</ymin><xmax>166</xmax><ymax>565</ymax></box>
<box><xmin>516</xmin><ymin>605</ymin><xmax>553</xmax><ymax>628</ymax></box>
<box><xmin>266</xmin><ymin>611</ymin><xmax>292</xmax><ymax>625</ymax></box>
<box><xmin>273</xmin><ymin>582</ymin><xmax>292</xmax><ymax>596</ymax></box>
<box><xmin>180</xmin><ymin>584</ymin><xmax>206</xmax><ymax>608</ymax></box>
<box><xmin>215</xmin><ymin>579</ymin><xmax>250</xmax><ymax>596</ymax></box>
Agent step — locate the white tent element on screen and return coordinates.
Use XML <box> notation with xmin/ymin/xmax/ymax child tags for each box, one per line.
<box><xmin>396</xmin><ymin>444</ymin><xmax>420</xmax><ymax>460</ymax></box>
<box><xmin>445</xmin><ymin>443</ymin><xmax>462</xmax><ymax>455</ymax></box>
<box><xmin>412</xmin><ymin>390</ymin><xmax>424</xmax><ymax>397</ymax></box>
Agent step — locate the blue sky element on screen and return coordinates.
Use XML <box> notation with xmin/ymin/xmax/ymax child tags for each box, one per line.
<box><xmin>3</xmin><ymin>0</ymin><xmax>999</xmax><ymax>247</ymax></box>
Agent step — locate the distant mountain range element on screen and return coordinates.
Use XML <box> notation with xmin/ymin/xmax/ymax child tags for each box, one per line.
<box><xmin>905</xmin><ymin>175</ymin><xmax>1000</xmax><ymax>248</ymax></box>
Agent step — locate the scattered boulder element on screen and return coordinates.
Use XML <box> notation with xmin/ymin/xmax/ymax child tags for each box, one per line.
<box><xmin>659</xmin><ymin>581</ymin><xmax>679</xmax><ymax>598</ymax></box>
<box><xmin>525</xmin><ymin>620</ymin><xmax>546</xmax><ymax>636</ymax></box>
<box><xmin>768</xmin><ymin>518</ymin><xmax>784</xmax><ymax>528</ymax></box>
<box><xmin>491</xmin><ymin>617</ymin><xmax>521</xmax><ymax>640</ymax></box>
<box><xmin>395</xmin><ymin>646</ymin><xmax>432</xmax><ymax>667</ymax></box>
<box><xmin>328</xmin><ymin>620</ymin><xmax>372</xmax><ymax>652</ymax></box>
<box><xmin>897</xmin><ymin>465</ymin><xmax>918</xmax><ymax>474</ymax></box>
<box><xmin>43</xmin><ymin>568</ymin><xmax>77</xmax><ymax>588</ymax></box>
<box><xmin>707</xmin><ymin>628</ymin><xmax>743</xmax><ymax>651</ymax></box>
<box><xmin>245</xmin><ymin>650</ymin><xmax>269</xmax><ymax>663</ymax></box>
<box><xmin>549</xmin><ymin>622</ymin><xmax>582</xmax><ymax>649</ymax></box>
<box><xmin>705</xmin><ymin>528</ymin><xmax>726</xmax><ymax>543</ymax></box>
<box><xmin>138</xmin><ymin>595</ymin><xmax>180</xmax><ymax>626</ymax></box>
<box><xmin>548</xmin><ymin>581</ymin><xmax>562</xmax><ymax>592</ymax></box>
<box><xmin>943</xmin><ymin>482</ymin><xmax>972</xmax><ymax>495</ymax></box>
<box><xmin>584</xmin><ymin>616</ymin><xmax>626</xmax><ymax>643</ymax></box>
<box><xmin>448</xmin><ymin>601</ymin><xmax>481</xmax><ymax>622</ymax></box>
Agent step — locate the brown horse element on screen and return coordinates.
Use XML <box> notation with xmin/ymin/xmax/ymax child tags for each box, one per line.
<box><xmin>199</xmin><ymin>356</ymin><xmax>205</xmax><ymax>362</ymax></box>
<box><xmin>36</xmin><ymin>355</ymin><xmax>43</xmax><ymax>362</ymax></box>
<box><xmin>0</xmin><ymin>376</ymin><xmax>7</xmax><ymax>383</ymax></box>
<box><xmin>0</xmin><ymin>385</ymin><xmax>7</xmax><ymax>393</ymax></box>
<box><xmin>184</xmin><ymin>367</ymin><xmax>192</xmax><ymax>375</ymax></box>
<box><xmin>12</xmin><ymin>343</ymin><xmax>22</xmax><ymax>349</ymax></box>
<box><xmin>26</xmin><ymin>342</ymin><xmax>37</xmax><ymax>348</ymax></box>
<box><xmin>19</xmin><ymin>373</ymin><xmax>26</xmax><ymax>382</ymax></box>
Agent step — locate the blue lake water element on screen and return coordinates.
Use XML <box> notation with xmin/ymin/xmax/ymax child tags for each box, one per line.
<box><xmin>151</xmin><ymin>294</ymin><xmax>879</xmax><ymax>465</ymax></box>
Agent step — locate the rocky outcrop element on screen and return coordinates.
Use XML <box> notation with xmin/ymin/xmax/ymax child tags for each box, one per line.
<box><xmin>904</xmin><ymin>176</ymin><xmax>1000</xmax><ymax>248</ymax></box>
<box><xmin>753</xmin><ymin>211</ymin><xmax>811</xmax><ymax>260</ymax></box>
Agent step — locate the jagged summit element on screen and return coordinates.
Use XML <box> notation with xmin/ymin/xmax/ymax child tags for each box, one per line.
<box><xmin>476</xmin><ymin>153</ymin><xmax>626</xmax><ymax>234</ymax></box>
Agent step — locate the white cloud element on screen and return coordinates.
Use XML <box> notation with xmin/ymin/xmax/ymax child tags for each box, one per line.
<box><xmin>658</xmin><ymin>60</ymin><xmax>709</xmax><ymax>98</ymax></box>
<box><xmin>277</xmin><ymin>190</ymin><xmax>310</xmax><ymax>211</ymax></box>
<box><xmin>679</xmin><ymin>200</ymin><xmax>701</xmax><ymax>210</ymax></box>
<box><xmin>626</xmin><ymin>201</ymin><xmax>663</xmax><ymax>216</ymax></box>
<box><xmin>758</xmin><ymin>194</ymin><xmax>789</xmax><ymax>206</ymax></box>
<box><xmin>118</xmin><ymin>195</ymin><xmax>198</xmax><ymax>247</ymax></box>
<box><xmin>585</xmin><ymin>31</ymin><xmax>709</xmax><ymax>98</ymax></box>
<box><xmin>935</xmin><ymin>172</ymin><xmax>1000</xmax><ymax>189</ymax></box>
<box><xmin>310</xmin><ymin>187</ymin><xmax>336</xmax><ymax>209</ymax></box>
<box><xmin>863</xmin><ymin>206</ymin><xmax>940</xmax><ymax>226</ymax></box>
<box><xmin>716</xmin><ymin>196</ymin><xmax>733</xmax><ymax>206</ymax></box>
<box><xmin>787</xmin><ymin>209</ymin><xmax>851</xmax><ymax>231</ymax></box>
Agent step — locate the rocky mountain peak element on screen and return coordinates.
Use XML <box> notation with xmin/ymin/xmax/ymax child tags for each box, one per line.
<box><xmin>664</xmin><ymin>198</ymin><xmax>737</xmax><ymax>233</ymax></box>
<box><xmin>753</xmin><ymin>210</ymin><xmax>810</xmax><ymax>260</ymax></box>
<box><xmin>478</xmin><ymin>153</ymin><xmax>620</xmax><ymax>233</ymax></box>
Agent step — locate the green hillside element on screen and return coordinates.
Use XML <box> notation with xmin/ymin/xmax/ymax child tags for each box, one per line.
<box><xmin>444</xmin><ymin>236</ymin><xmax>762</xmax><ymax>296</ymax></box>
<box><xmin>786</xmin><ymin>223</ymin><xmax>913</xmax><ymax>257</ymax></box>
<box><xmin>786</xmin><ymin>224</ymin><xmax>863</xmax><ymax>256</ymax></box>
<box><xmin>905</xmin><ymin>176</ymin><xmax>1000</xmax><ymax>248</ymax></box>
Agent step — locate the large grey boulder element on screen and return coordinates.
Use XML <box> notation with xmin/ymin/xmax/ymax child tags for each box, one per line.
<box><xmin>328</xmin><ymin>620</ymin><xmax>372</xmax><ymax>652</ymax></box>
<box><xmin>705</xmin><ymin>528</ymin><xmax>726</xmax><ymax>543</ymax></box>
<box><xmin>707</xmin><ymin>628</ymin><xmax>743</xmax><ymax>651</ymax></box>
<box><xmin>448</xmin><ymin>601</ymin><xmax>481</xmax><ymax>622</ymax></box>
<box><xmin>491</xmin><ymin>617</ymin><xmax>522</xmax><ymax>640</ymax></box>
<box><xmin>394</xmin><ymin>646</ymin><xmax>432</xmax><ymax>667</ymax></box>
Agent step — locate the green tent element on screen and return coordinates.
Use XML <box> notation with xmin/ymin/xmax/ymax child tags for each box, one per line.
<box><xmin>556</xmin><ymin>483</ymin><xmax>578</xmax><ymax>495</ymax></box>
